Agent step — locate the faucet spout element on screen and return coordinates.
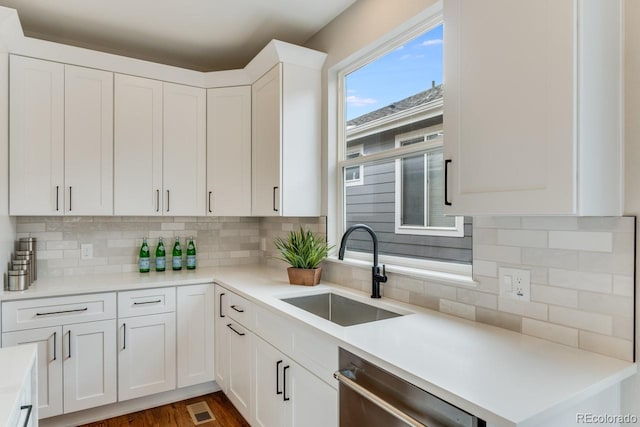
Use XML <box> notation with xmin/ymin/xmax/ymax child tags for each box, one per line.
<box><xmin>338</xmin><ymin>224</ymin><xmax>387</xmax><ymax>298</ymax></box>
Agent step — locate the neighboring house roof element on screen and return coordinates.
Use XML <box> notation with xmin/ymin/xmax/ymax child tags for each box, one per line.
<box><xmin>347</xmin><ymin>84</ymin><xmax>443</xmax><ymax>128</ymax></box>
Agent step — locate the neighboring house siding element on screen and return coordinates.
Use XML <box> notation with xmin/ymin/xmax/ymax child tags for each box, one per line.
<box><xmin>345</xmin><ymin>117</ymin><xmax>473</xmax><ymax>264</ymax></box>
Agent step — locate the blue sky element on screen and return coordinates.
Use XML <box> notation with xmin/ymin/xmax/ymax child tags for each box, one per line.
<box><xmin>346</xmin><ymin>24</ymin><xmax>443</xmax><ymax>121</ymax></box>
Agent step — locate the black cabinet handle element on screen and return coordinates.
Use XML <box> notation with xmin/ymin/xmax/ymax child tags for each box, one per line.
<box><xmin>122</xmin><ymin>323</ymin><xmax>126</xmax><ymax>350</ymax></box>
<box><xmin>208</xmin><ymin>191</ymin><xmax>213</xmax><ymax>213</ymax></box>
<box><xmin>276</xmin><ymin>360</ymin><xmax>283</xmax><ymax>395</ymax></box>
<box><xmin>231</xmin><ymin>305</ymin><xmax>244</xmax><ymax>313</ymax></box>
<box><xmin>20</xmin><ymin>405</ymin><xmax>32</xmax><ymax>427</ymax></box>
<box><xmin>166</xmin><ymin>190</ymin><xmax>170</xmax><ymax>212</ymax></box>
<box><xmin>219</xmin><ymin>293</ymin><xmax>226</xmax><ymax>318</ymax></box>
<box><xmin>283</xmin><ymin>365</ymin><xmax>290</xmax><ymax>401</ymax></box>
<box><xmin>444</xmin><ymin>159</ymin><xmax>452</xmax><ymax>206</ymax></box>
<box><xmin>273</xmin><ymin>186</ymin><xmax>279</xmax><ymax>212</ymax></box>
<box><xmin>133</xmin><ymin>300</ymin><xmax>162</xmax><ymax>305</ymax></box>
<box><xmin>156</xmin><ymin>189</ymin><xmax>160</xmax><ymax>212</ymax></box>
<box><xmin>36</xmin><ymin>307</ymin><xmax>88</xmax><ymax>316</ymax></box>
<box><xmin>69</xmin><ymin>186</ymin><xmax>72</xmax><ymax>211</ymax></box>
<box><xmin>226</xmin><ymin>323</ymin><xmax>245</xmax><ymax>336</ymax></box>
<box><xmin>52</xmin><ymin>331</ymin><xmax>57</xmax><ymax>362</ymax></box>
<box><xmin>67</xmin><ymin>330</ymin><xmax>72</xmax><ymax>359</ymax></box>
<box><xmin>55</xmin><ymin>186</ymin><xmax>59</xmax><ymax>211</ymax></box>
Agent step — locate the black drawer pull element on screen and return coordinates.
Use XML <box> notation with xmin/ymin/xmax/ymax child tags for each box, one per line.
<box><xmin>219</xmin><ymin>293</ymin><xmax>226</xmax><ymax>318</ymax></box>
<box><xmin>36</xmin><ymin>307</ymin><xmax>88</xmax><ymax>316</ymax></box>
<box><xmin>283</xmin><ymin>365</ymin><xmax>290</xmax><ymax>401</ymax></box>
<box><xmin>231</xmin><ymin>305</ymin><xmax>244</xmax><ymax>313</ymax></box>
<box><xmin>444</xmin><ymin>159</ymin><xmax>452</xmax><ymax>206</ymax></box>
<box><xmin>52</xmin><ymin>331</ymin><xmax>57</xmax><ymax>362</ymax></box>
<box><xmin>133</xmin><ymin>300</ymin><xmax>162</xmax><ymax>305</ymax></box>
<box><xmin>276</xmin><ymin>360</ymin><xmax>283</xmax><ymax>395</ymax></box>
<box><xmin>227</xmin><ymin>323</ymin><xmax>245</xmax><ymax>336</ymax></box>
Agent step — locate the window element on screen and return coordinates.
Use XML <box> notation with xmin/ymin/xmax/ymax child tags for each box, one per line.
<box><xmin>337</xmin><ymin>20</ymin><xmax>471</xmax><ymax>269</ymax></box>
<box><xmin>344</xmin><ymin>144</ymin><xmax>364</xmax><ymax>186</ymax></box>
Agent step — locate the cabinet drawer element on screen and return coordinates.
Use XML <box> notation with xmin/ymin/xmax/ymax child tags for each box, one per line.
<box><xmin>217</xmin><ymin>284</ymin><xmax>253</xmax><ymax>328</ymax></box>
<box><xmin>118</xmin><ymin>287</ymin><xmax>176</xmax><ymax>318</ymax></box>
<box><xmin>2</xmin><ymin>293</ymin><xmax>116</xmax><ymax>332</ymax></box>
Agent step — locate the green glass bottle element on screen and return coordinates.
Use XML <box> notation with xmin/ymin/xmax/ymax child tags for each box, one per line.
<box><xmin>139</xmin><ymin>237</ymin><xmax>150</xmax><ymax>273</ymax></box>
<box><xmin>186</xmin><ymin>237</ymin><xmax>196</xmax><ymax>270</ymax></box>
<box><xmin>172</xmin><ymin>237</ymin><xmax>182</xmax><ymax>271</ymax></box>
<box><xmin>155</xmin><ymin>237</ymin><xmax>166</xmax><ymax>272</ymax></box>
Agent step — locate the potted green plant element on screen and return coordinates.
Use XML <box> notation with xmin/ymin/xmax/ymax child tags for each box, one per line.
<box><xmin>274</xmin><ymin>227</ymin><xmax>332</xmax><ymax>286</ymax></box>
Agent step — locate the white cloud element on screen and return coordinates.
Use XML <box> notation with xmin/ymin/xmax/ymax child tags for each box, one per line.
<box><xmin>421</xmin><ymin>38</ymin><xmax>443</xmax><ymax>46</ymax></box>
<box><xmin>346</xmin><ymin>95</ymin><xmax>377</xmax><ymax>107</ymax></box>
<box><xmin>400</xmin><ymin>54</ymin><xmax>411</xmax><ymax>61</ymax></box>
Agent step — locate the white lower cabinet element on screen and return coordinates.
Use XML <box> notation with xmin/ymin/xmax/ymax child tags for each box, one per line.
<box><xmin>214</xmin><ymin>284</ymin><xmax>337</xmax><ymax>427</ymax></box>
<box><xmin>63</xmin><ymin>320</ymin><xmax>117</xmax><ymax>413</ymax></box>
<box><xmin>177</xmin><ymin>284</ymin><xmax>214</xmax><ymax>388</ymax></box>
<box><xmin>2</xmin><ymin>326</ymin><xmax>63</xmax><ymax>418</ymax></box>
<box><xmin>118</xmin><ymin>313</ymin><xmax>176</xmax><ymax>401</ymax></box>
<box><xmin>253</xmin><ymin>336</ymin><xmax>337</xmax><ymax>427</ymax></box>
<box><xmin>226</xmin><ymin>321</ymin><xmax>253</xmax><ymax>422</ymax></box>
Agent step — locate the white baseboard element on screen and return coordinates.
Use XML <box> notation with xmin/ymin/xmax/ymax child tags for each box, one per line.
<box><xmin>40</xmin><ymin>382</ymin><xmax>220</xmax><ymax>427</ymax></box>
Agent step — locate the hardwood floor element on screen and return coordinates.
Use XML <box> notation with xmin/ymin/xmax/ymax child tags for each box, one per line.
<box><xmin>80</xmin><ymin>392</ymin><xmax>249</xmax><ymax>427</ymax></box>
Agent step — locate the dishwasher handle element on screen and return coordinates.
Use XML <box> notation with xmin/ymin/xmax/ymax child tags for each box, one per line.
<box><xmin>334</xmin><ymin>370</ymin><xmax>428</xmax><ymax>427</ymax></box>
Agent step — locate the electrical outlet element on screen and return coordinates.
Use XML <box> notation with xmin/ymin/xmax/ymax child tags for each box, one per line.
<box><xmin>499</xmin><ymin>267</ymin><xmax>530</xmax><ymax>302</ymax></box>
<box><xmin>81</xmin><ymin>243</ymin><xmax>93</xmax><ymax>260</ymax></box>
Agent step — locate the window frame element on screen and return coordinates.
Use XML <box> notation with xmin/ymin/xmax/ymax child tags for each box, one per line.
<box><xmin>393</xmin><ymin>126</ymin><xmax>464</xmax><ymax>237</ymax></box>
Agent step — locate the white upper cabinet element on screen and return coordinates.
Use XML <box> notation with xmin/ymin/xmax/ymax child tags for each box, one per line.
<box><xmin>114</xmin><ymin>74</ymin><xmax>163</xmax><ymax>215</ymax></box>
<box><xmin>64</xmin><ymin>65</ymin><xmax>114</xmax><ymax>215</ymax></box>
<box><xmin>163</xmin><ymin>82</ymin><xmax>207</xmax><ymax>216</ymax></box>
<box><xmin>10</xmin><ymin>56</ymin><xmax>64</xmax><ymax>215</ymax></box>
<box><xmin>443</xmin><ymin>0</ymin><xmax>623</xmax><ymax>216</ymax></box>
<box><xmin>207</xmin><ymin>86</ymin><xmax>252</xmax><ymax>216</ymax></box>
<box><xmin>252</xmin><ymin>62</ymin><xmax>322</xmax><ymax>216</ymax></box>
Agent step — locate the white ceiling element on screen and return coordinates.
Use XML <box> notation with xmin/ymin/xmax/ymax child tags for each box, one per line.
<box><xmin>0</xmin><ymin>0</ymin><xmax>356</xmax><ymax>71</ymax></box>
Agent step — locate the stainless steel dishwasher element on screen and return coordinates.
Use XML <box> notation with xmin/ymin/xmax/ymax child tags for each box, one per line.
<box><xmin>334</xmin><ymin>348</ymin><xmax>486</xmax><ymax>427</ymax></box>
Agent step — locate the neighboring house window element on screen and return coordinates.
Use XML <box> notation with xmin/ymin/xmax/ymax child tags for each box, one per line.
<box><xmin>344</xmin><ymin>144</ymin><xmax>364</xmax><ymax>186</ymax></box>
<box><xmin>394</xmin><ymin>127</ymin><xmax>464</xmax><ymax>237</ymax></box>
<box><xmin>338</xmin><ymin>20</ymin><xmax>472</xmax><ymax>269</ymax></box>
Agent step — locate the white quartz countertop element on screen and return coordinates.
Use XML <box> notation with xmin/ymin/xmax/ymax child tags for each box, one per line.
<box><xmin>0</xmin><ymin>344</ymin><xmax>36</xmax><ymax>427</ymax></box>
<box><xmin>1</xmin><ymin>266</ymin><xmax>636</xmax><ymax>427</ymax></box>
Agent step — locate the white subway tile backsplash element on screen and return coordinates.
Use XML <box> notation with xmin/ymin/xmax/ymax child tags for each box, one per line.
<box><xmin>521</xmin><ymin>248</ymin><xmax>579</xmax><ymax>270</ymax></box>
<box><xmin>440</xmin><ymin>299</ymin><xmax>476</xmax><ymax>321</ymax></box>
<box><xmin>473</xmin><ymin>244</ymin><xmax>521</xmax><ymax>264</ymax></box>
<box><xmin>497</xmin><ymin>298</ymin><xmax>548</xmax><ymax>321</ymax></box>
<box><xmin>548</xmin><ymin>269</ymin><xmax>613</xmax><ymax>294</ymax></box>
<box><xmin>473</xmin><ymin>260</ymin><xmax>497</xmax><ymax>277</ymax></box>
<box><xmin>578</xmin><ymin>331</ymin><xmax>633</xmax><ymax>362</ymax></box>
<box><xmin>456</xmin><ymin>288</ymin><xmax>497</xmax><ymax>310</ymax></box>
<box><xmin>521</xmin><ymin>216</ymin><xmax>578</xmax><ymax>230</ymax></box>
<box><xmin>522</xmin><ymin>318</ymin><xmax>579</xmax><ymax>347</ymax></box>
<box><xmin>577</xmin><ymin>292</ymin><xmax>634</xmax><ymax>319</ymax></box>
<box><xmin>548</xmin><ymin>231</ymin><xmax>613</xmax><ymax>252</ymax></box>
<box><xmin>612</xmin><ymin>275</ymin><xmax>634</xmax><ymax>297</ymax></box>
<box><xmin>549</xmin><ymin>306</ymin><xmax>613</xmax><ymax>335</ymax></box>
<box><xmin>497</xmin><ymin>229</ymin><xmax>547</xmax><ymax>248</ymax></box>
<box><xmin>46</xmin><ymin>240</ymin><xmax>78</xmax><ymax>250</ymax></box>
<box><xmin>530</xmin><ymin>284</ymin><xmax>578</xmax><ymax>308</ymax></box>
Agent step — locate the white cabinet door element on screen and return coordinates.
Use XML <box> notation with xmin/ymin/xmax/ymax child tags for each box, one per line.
<box><xmin>64</xmin><ymin>65</ymin><xmax>113</xmax><ymax>215</ymax></box>
<box><xmin>252</xmin><ymin>64</ymin><xmax>282</xmax><ymax>216</ymax></box>
<box><xmin>214</xmin><ymin>285</ymin><xmax>229</xmax><ymax>392</ymax></box>
<box><xmin>118</xmin><ymin>313</ymin><xmax>176</xmax><ymax>401</ymax></box>
<box><xmin>287</xmin><ymin>360</ymin><xmax>337</xmax><ymax>427</ymax></box>
<box><xmin>177</xmin><ymin>284</ymin><xmax>214</xmax><ymax>388</ymax></box>
<box><xmin>443</xmin><ymin>0</ymin><xmax>622</xmax><ymax>216</ymax></box>
<box><xmin>253</xmin><ymin>337</ymin><xmax>286</xmax><ymax>427</ymax></box>
<box><xmin>207</xmin><ymin>86</ymin><xmax>252</xmax><ymax>216</ymax></box>
<box><xmin>114</xmin><ymin>74</ymin><xmax>163</xmax><ymax>215</ymax></box>
<box><xmin>3</xmin><ymin>326</ymin><xmax>63</xmax><ymax>419</ymax></box>
<box><xmin>63</xmin><ymin>319</ymin><xmax>117</xmax><ymax>413</ymax></box>
<box><xmin>226</xmin><ymin>321</ymin><xmax>253</xmax><ymax>423</ymax></box>
<box><xmin>163</xmin><ymin>82</ymin><xmax>206</xmax><ymax>216</ymax></box>
<box><xmin>9</xmin><ymin>55</ymin><xmax>64</xmax><ymax>215</ymax></box>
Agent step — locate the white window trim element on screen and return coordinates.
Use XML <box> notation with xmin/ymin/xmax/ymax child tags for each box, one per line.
<box><xmin>329</xmin><ymin>2</ymin><xmax>471</xmax><ymax>278</ymax></box>
<box><xmin>344</xmin><ymin>144</ymin><xmax>364</xmax><ymax>186</ymax></box>
<box><xmin>393</xmin><ymin>126</ymin><xmax>464</xmax><ymax>237</ymax></box>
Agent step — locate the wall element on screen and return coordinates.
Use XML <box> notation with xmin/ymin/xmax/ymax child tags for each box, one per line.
<box><xmin>622</xmin><ymin>0</ymin><xmax>640</xmax><ymax>417</ymax></box>
<box><xmin>15</xmin><ymin>216</ymin><xmax>261</xmax><ymax>277</ymax></box>
<box><xmin>0</xmin><ymin>45</ymin><xmax>16</xmax><ymax>289</ymax></box>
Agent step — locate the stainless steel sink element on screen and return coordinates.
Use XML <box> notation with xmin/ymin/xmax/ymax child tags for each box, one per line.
<box><xmin>281</xmin><ymin>293</ymin><xmax>402</xmax><ymax>326</ymax></box>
